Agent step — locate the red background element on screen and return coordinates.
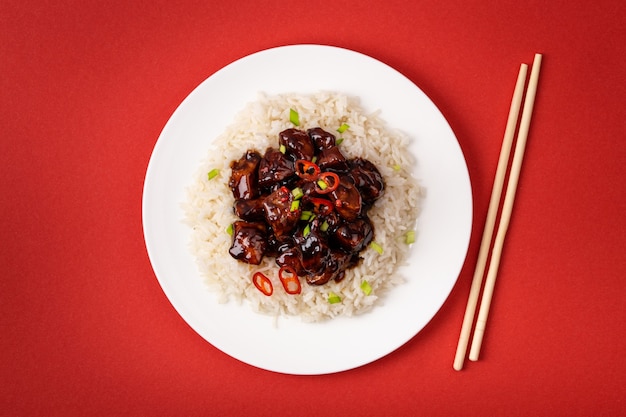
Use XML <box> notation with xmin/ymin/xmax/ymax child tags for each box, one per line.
<box><xmin>2</xmin><ymin>1</ymin><xmax>624</xmax><ymax>416</ymax></box>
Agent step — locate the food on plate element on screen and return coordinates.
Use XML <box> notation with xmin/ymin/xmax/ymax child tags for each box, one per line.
<box><xmin>184</xmin><ymin>92</ymin><xmax>421</xmax><ymax>321</ymax></box>
<box><xmin>226</xmin><ymin>126</ymin><xmax>385</xmax><ymax>287</ymax></box>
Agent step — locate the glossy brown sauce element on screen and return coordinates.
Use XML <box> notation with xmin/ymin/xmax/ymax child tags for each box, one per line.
<box><xmin>228</xmin><ymin>127</ymin><xmax>385</xmax><ymax>286</ymax></box>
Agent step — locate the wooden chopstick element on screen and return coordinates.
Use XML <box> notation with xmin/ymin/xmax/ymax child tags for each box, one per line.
<box><xmin>469</xmin><ymin>53</ymin><xmax>542</xmax><ymax>361</ymax></box>
<box><xmin>453</xmin><ymin>53</ymin><xmax>542</xmax><ymax>370</ymax></box>
<box><xmin>452</xmin><ymin>63</ymin><xmax>528</xmax><ymax>371</ymax></box>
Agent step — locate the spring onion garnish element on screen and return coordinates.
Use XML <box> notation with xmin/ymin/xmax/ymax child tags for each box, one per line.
<box><xmin>226</xmin><ymin>223</ymin><xmax>234</xmax><ymax>236</ymax></box>
<box><xmin>289</xmin><ymin>108</ymin><xmax>300</xmax><ymax>126</ymax></box>
<box><xmin>360</xmin><ymin>280</ymin><xmax>372</xmax><ymax>295</ymax></box>
<box><xmin>370</xmin><ymin>241</ymin><xmax>383</xmax><ymax>254</ymax></box>
<box><xmin>316</xmin><ymin>179</ymin><xmax>328</xmax><ymax>190</ymax></box>
<box><xmin>303</xmin><ymin>223</ymin><xmax>311</xmax><ymax>237</ymax></box>
<box><xmin>336</xmin><ymin>138</ymin><xmax>344</xmax><ymax>146</ymax></box>
<box><xmin>207</xmin><ymin>168</ymin><xmax>220</xmax><ymax>180</ymax></box>
<box><xmin>290</xmin><ymin>200</ymin><xmax>300</xmax><ymax>212</ymax></box>
<box><xmin>311</xmin><ymin>156</ymin><xmax>317</xmax><ymax>164</ymax></box>
<box><xmin>405</xmin><ymin>230</ymin><xmax>416</xmax><ymax>244</ymax></box>
<box><xmin>320</xmin><ymin>220</ymin><xmax>330</xmax><ymax>232</ymax></box>
<box><xmin>393</xmin><ymin>164</ymin><xmax>401</xmax><ymax>172</ymax></box>
<box><xmin>328</xmin><ymin>292</ymin><xmax>342</xmax><ymax>304</ymax></box>
<box><xmin>337</xmin><ymin>123</ymin><xmax>350</xmax><ymax>133</ymax></box>
<box><xmin>279</xmin><ymin>144</ymin><xmax>287</xmax><ymax>154</ymax></box>
<box><xmin>291</xmin><ymin>187</ymin><xmax>303</xmax><ymax>200</ymax></box>
<box><xmin>300</xmin><ymin>210</ymin><xmax>313</xmax><ymax>221</ymax></box>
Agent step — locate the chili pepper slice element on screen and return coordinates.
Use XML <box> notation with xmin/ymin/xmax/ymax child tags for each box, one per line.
<box><xmin>295</xmin><ymin>159</ymin><xmax>321</xmax><ymax>180</ymax></box>
<box><xmin>309</xmin><ymin>197</ymin><xmax>335</xmax><ymax>215</ymax></box>
<box><xmin>315</xmin><ymin>172</ymin><xmax>340</xmax><ymax>194</ymax></box>
<box><xmin>278</xmin><ymin>266</ymin><xmax>301</xmax><ymax>295</ymax></box>
<box><xmin>252</xmin><ymin>271</ymin><xmax>273</xmax><ymax>296</ymax></box>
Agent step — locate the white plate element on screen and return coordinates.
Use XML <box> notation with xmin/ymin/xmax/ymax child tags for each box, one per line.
<box><xmin>142</xmin><ymin>45</ymin><xmax>472</xmax><ymax>375</ymax></box>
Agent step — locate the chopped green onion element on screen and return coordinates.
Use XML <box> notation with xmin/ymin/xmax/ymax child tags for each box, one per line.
<box><xmin>300</xmin><ymin>210</ymin><xmax>313</xmax><ymax>221</ymax></box>
<box><xmin>328</xmin><ymin>292</ymin><xmax>342</xmax><ymax>304</ymax></box>
<box><xmin>207</xmin><ymin>168</ymin><xmax>220</xmax><ymax>180</ymax></box>
<box><xmin>405</xmin><ymin>230</ymin><xmax>416</xmax><ymax>244</ymax></box>
<box><xmin>303</xmin><ymin>224</ymin><xmax>311</xmax><ymax>237</ymax></box>
<box><xmin>320</xmin><ymin>220</ymin><xmax>329</xmax><ymax>232</ymax></box>
<box><xmin>393</xmin><ymin>164</ymin><xmax>401</xmax><ymax>171</ymax></box>
<box><xmin>337</xmin><ymin>123</ymin><xmax>350</xmax><ymax>133</ymax></box>
<box><xmin>291</xmin><ymin>187</ymin><xmax>304</xmax><ymax>200</ymax></box>
<box><xmin>226</xmin><ymin>223</ymin><xmax>234</xmax><ymax>236</ymax></box>
<box><xmin>290</xmin><ymin>200</ymin><xmax>300</xmax><ymax>212</ymax></box>
<box><xmin>316</xmin><ymin>179</ymin><xmax>328</xmax><ymax>190</ymax></box>
<box><xmin>311</xmin><ymin>156</ymin><xmax>317</xmax><ymax>164</ymax></box>
<box><xmin>370</xmin><ymin>241</ymin><xmax>383</xmax><ymax>254</ymax></box>
<box><xmin>360</xmin><ymin>280</ymin><xmax>372</xmax><ymax>295</ymax></box>
<box><xmin>279</xmin><ymin>144</ymin><xmax>287</xmax><ymax>154</ymax></box>
<box><xmin>336</xmin><ymin>138</ymin><xmax>344</xmax><ymax>146</ymax></box>
<box><xmin>289</xmin><ymin>108</ymin><xmax>300</xmax><ymax>126</ymax></box>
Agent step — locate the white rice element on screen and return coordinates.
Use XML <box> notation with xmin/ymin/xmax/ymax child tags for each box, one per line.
<box><xmin>183</xmin><ymin>92</ymin><xmax>422</xmax><ymax>322</ymax></box>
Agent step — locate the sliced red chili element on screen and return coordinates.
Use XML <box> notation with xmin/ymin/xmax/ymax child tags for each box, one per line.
<box><xmin>295</xmin><ymin>159</ymin><xmax>321</xmax><ymax>180</ymax></box>
<box><xmin>315</xmin><ymin>172</ymin><xmax>340</xmax><ymax>194</ymax></box>
<box><xmin>252</xmin><ymin>271</ymin><xmax>273</xmax><ymax>296</ymax></box>
<box><xmin>278</xmin><ymin>266</ymin><xmax>301</xmax><ymax>295</ymax></box>
<box><xmin>309</xmin><ymin>197</ymin><xmax>335</xmax><ymax>215</ymax></box>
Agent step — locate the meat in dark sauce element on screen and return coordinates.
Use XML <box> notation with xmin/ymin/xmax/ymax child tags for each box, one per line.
<box><xmin>228</xmin><ymin>150</ymin><xmax>261</xmax><ymax>200</ymax></box>
<box><xmin>228</xmin><ymin>221</ymin><xmax>267</xmax><ymax>265</ymax></box>
<box><xmin>228</xmin><ymin>127</ymin><xmax>385</xmax><ymax>286</ymax></box>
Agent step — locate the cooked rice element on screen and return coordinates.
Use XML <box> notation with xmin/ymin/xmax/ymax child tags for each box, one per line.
<box><xmin>183</xmin><ymin>92</ymin><xmax>422</xmax><ymax>322</ymax></box>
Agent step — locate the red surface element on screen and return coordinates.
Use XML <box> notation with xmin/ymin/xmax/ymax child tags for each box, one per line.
<box><xmin>2</xmin><ymin>1</ymin><xmax>625</xmax><ymax>416</ymax></box>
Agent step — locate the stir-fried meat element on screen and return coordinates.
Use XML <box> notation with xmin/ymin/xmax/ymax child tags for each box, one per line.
<box><xmin>295</xmin><ymin>226</ymin><xmax>330</xmax><ymax>276</ymax></box>
<box><xmin>266</xmin><ymin>233</ymin><xmax>294</xmax><ymax>257</ymax></box>
<box><xmin>258</xmin><ymin>147</ymin><xmax>295</xmax><ymax>189</ymax></box>
<box><xmin>295</xmin><ymin>178</ymin><xmax>317</xmax><ymax>200</ymax></box>
<box><xmin>329</xmin><ymin>175</ymin><xmax>362</xmax><ymax>221</ymax></box>
<box><xmin>269</xmin><ymin>232</ymin><xmax>305</xmax><ymax>274</ymax></box>
<box><xmin>226</xmin><ymin>126</ymin><xmax>386</xmax><ymax>287</ymax></box>
<box><xmin>262</xmin><ymin>186</ymin><xmax>301</xmax><ymax>237</ymax></box>
<box><xmin>233</xmin><ymin>198</ymin><xmax>265</xmax><ymax>221</ymax></box>
<box><xmin>331</xmin><ymin>217</ymin><xmax>374</xmax><ymax>253</ymax></box>
<box><xmin>279</xmin><ymin>128</ymin><xmax>315</xmax><ymax>161</ymax></box>
<box><xmin>228</xmin><ymin>221</ymin><xmax>267</xmax><ymax>265</ymax></box>
<box><xmin>316</xmin><ymin>146</ymin><xmax>349</xmax><ymax>172</ymax></box>
<box><xmin>307</xmin><ymin>127</ymin><xmax>336</xmax><ymax>151</ymax></box>
<box><xmin>275</xmin><ymin>246</ymin><xmax>305</xmax><ymax>276</ymax></box>
<box><xmin>229</xmin><ymin>150</ymin><xmax>261</xmax><ymax>200</ymax></box>
<box><xmin>349</xmin><ymin>158</ymin><xmax>385</xmax><ymax>205</ymax></box>
<box><xmin>306</xmin><ymin>249</ymin><xmax>352</xmax><ymax>285</ymax></box>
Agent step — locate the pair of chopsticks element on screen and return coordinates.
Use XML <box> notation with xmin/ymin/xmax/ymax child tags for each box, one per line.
<box><xmin>453</xmin><ymin>54</ymin><xmax>542</xmax><ymax>371</ymax></box>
